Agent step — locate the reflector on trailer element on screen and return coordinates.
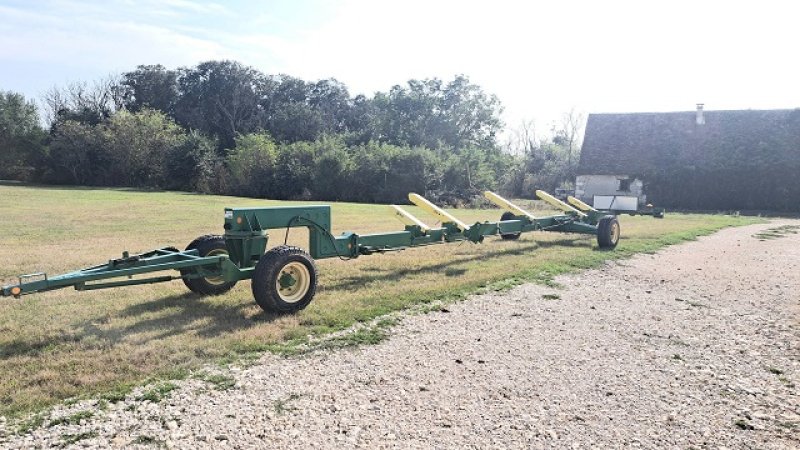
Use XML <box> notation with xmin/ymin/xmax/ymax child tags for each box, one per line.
<box><xmin>567</xmin><ymin>195</ymin><xmax>597</xmax><ymax>212</ymax></box>
<box><xmin>483</xmin><ymin>191</ymin><xmax>536</xmax><ymax>220</ymax></box>
<box><xmin>535</xmin><ymin>190</ymin><xmax>587</xmax><ymax>217</ymax></box>
<box><xmin>408</xmin><ymin>193</ymin><xmax>470</xmax><ymax>231</ymax></box>
<box><xmin>390</xmin><ymin>205</ymin><xmax>430</xmax><ymax>232</ymax></box>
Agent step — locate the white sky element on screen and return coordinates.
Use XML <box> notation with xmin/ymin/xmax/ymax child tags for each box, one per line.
<box><xmin>1</xmin><ymin>0</ymin><xmax>799</xmax><ymax>133</ymax></box>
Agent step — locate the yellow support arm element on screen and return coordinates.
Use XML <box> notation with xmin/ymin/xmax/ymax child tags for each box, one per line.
<box><xmin>535</xmin><ymin>190</ymin><xmax>587</xmax><ymax>217</ymax></box>
<box><xmin>390</xmin><ymin>205</ymin><xmax>430</xmax><ymax>232</ymax></box>
<box><xmin>408</xmin><ymin>193</ymin><xmax>470</xmax><ymax>231</ymax></box>
<box><xmin>566</xmin><ymin>195</ymin><xmax>597</xmax><ymax>212</ymax></box>
<box><xmin>483</xmin><ymin>191</ymin><xmax>536</xmax><ymax>220</ymax></box>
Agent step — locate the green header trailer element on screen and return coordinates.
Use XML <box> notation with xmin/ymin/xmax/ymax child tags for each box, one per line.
<box><xmin>1</xmin><ymin>190</ymin><xmax>648</xmax><ymax>314</ymax></box>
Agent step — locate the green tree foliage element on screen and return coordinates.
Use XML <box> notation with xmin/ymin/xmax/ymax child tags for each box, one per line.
<box><xmin>262</xmin><ymin>77</ymin><xmax>353</xmax><ymax>143</ymax></box>
<box><xmin>215</xmin><ymin>135</ymin><xmax>511</xmax><ymax>205</ymax></box>
<box><xmin>5</xmin><ymin>63</ymin><xmax>521</xmax><ymax>205</ymax></box>
<box><xmin>174</xmin><ymin>60</ymin><xmax>267</xmax><ymax>151</ymax></box>
<box><xmin>343</xmin><ymin>141</ymin><xmax>435</xmax><ymax>203</ymax></box>
<box><xmin>44</xmin><ymin>110</ymin><xmax>191</xmax><ymax>188</ymax></box>
<box><xmin>226</xmin><ymin>133</ymin><xmax>277</xmax><ymax>197</ymax></box>
<box><xmin>164</xmin><ymin>130</ymin><xmax>218</xmax><ymax>192</ymax></box>
<box><xmin>0</xmin><ymin>91</ymin><xmax>45</xmax><ymax>180</ymax></box>
<box><xmin>500</xmin><ymin>141</ymin><xmax>580</xmax><ymax>199</ymax></box>
<box><xmin>272</xmin><ymin>140</ymin><xmax>318</xmax><ymax>199</ymax></box>
<box><xmin>372</xmin><ymin>76</ymin><xmax>503</xmax><ymax>150</ymax></box>
<box><xmin>45</xmin><ymin>120</ymin><xmax>99</xmax><ymax>185</ymax></box>
<box><xmin>115</xmin><ymin>63</ymin><xmax>503</xmax><ymax>153</ymax></box>
<box><xmin>98</xmin><ymin>109</ymin><xmax>187</xmax><ymax>187</ymax></box>
<box><xmin>120</xmin><ymin>65</ymin><xmax>180</xmax><ymax>115</ymax></box>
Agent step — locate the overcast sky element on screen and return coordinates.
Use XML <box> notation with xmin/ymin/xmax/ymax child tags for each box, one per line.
<box><xmin>1</xmin><ymin>0</ymin><xmax>798</xmax><ymax>131</ymax></box>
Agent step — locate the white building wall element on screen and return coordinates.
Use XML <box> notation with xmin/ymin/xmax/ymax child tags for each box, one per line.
<box><xmin>575</xmin><ymin>175</ymin><xmax>646</xmax><ymax>207</ymax></box>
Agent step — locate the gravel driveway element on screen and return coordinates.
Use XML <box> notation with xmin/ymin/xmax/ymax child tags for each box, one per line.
<box><xmin>5</xmin><ymin>220</ymin><xmax>799</xmax><ymax>449</ymax></box>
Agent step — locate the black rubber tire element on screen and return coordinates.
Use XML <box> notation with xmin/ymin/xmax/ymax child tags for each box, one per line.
<box><xmin>597</xmin><ymin>215</ymin><xmax>620</xmax><ymax>249</ymax></box>
<box><xmin>180</xmin><ymin>235</ymin><xmax>237</xmax><ymax>295</ymax></box>
<box><xmin>252</xmin><ymin>245</ymin><xmax>318</xmax><ymax>314</ymax></box>
<box><xmin>499</xmin><ymin>211</ymin><xmax>522</xmax><ymax>240</ymax></box>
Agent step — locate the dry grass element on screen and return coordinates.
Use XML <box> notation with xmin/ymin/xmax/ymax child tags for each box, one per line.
<box><xmin>0</xmin><ymin>184</ymin><xmax>759</xmax><ymax>416</ymax></box>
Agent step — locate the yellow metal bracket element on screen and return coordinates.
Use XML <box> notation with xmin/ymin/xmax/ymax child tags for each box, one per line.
<box><xmin>535</xmin><ymin>190</ymin><xmax>587</xmax><ymax>217</ymax></box>
<box><xmin>408</xmin><ymin>193</ymin><xmax>470</xmax><ymax>231</ymax></box>
<box><xmin>483</xmin><ymin>191</ymin><xmax>536</xmax><ymax>220</ymax></box>
<box><xmin>566</xmin><ymin>195</ymin><xmax>597</xmax><ymax>212</ymax></box>
<box><xmin>390</xmin><ymin>205</ymin><xmax>430</xmax><ymax>232</ymax></box>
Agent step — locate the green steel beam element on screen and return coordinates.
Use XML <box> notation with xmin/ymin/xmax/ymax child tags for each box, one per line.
<box><xmin>1</xmin><ymin>249</ymin><xmax>228</xmax><ymax>297</ymax></box>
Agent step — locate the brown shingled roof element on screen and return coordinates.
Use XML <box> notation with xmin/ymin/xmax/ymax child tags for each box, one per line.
<box><xmin>578</xmin><ymin>108</ymin><xmax>800</xmax><ymax>176</ymax></box>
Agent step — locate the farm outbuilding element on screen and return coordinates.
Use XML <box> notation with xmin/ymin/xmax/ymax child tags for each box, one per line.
<box><xmin>576</xmin><ymin>105</ymin><xmax>800</xmax><ymax>212</ymax></box>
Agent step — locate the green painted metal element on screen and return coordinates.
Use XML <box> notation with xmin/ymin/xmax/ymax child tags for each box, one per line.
<box><xmin>1</xmin><ymin>198</ymin><xmax>613</xmax><ymax>299</ymax></box>
<box><xmin>1</xmin><ymin>248</ymin><xmax>227</xmax><ymax>297</ymax></box>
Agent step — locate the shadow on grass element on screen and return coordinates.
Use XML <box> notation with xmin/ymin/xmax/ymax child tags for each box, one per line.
<box><xmin>0</xmin><ymin>235</ymin><xmax>591</xmax><ymax>360</ymax></box>
<box><xmin>324</xmin><ymin>236</ymin><xmax>588</xmax><ymax>291</ymax></box>
<box><xmin>0</xmin><ymin>292</ymin><xmax>279</xmax><ymax>359</ymax></box>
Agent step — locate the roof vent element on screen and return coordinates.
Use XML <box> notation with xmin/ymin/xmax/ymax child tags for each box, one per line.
<box><xmin>696</xmin><ymin>103</ymin><xmax>705</xmax><ymax>125</ymax></box>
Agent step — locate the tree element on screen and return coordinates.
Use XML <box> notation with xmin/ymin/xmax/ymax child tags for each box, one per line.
<box><xmin>440</xmin><ymin>75</ymin><xmax>504</xmax><ymax>149</ymax></box>
<box><xmin>0</xmin><ymin>91</ymin><xmax>46</xmax><ymax>180</ymax></box>
<box><xmin>120</xmin><ymin>65</ymin><xmax>180</xmax><ymax>115</ymax></box>
<box><xmin>265</xmin><ymin>101</ymin><xmax>325</xmax><ymax>143</ymax></box>
<box><xmin>260</xmin><ymin>76</ymin><xmax>353</xmax><ymax>143</ymax></box>
<box><xmin>42</xmin><ymin>76</ymin><xmax>123</xmax><ymax>127</ymax></box>
<box><xmin>505</xmin><ymin>119</ymin><xmax>538</xmax><ymax>156</ymax></box>
<box><xmin>175</xmin><ymin>60</ymin><xmax>268</xmax><ymax>151</ymax></box>
<box><xmin>373</xmin><ymin>75</ymin><xmax>503</xmax><ymax>150</ymax></box>
<box><xmin>501</xmin><ymin>111</ymin><xmax>587</xmax><ymax>198</ymax></box>
<box><xmin>550</xmin><ymin>108</ymin><xmax>585</xmax><ymax>166</ymax></box>
<box><xmin>308</xmin><ymin>78</ymin><xmax>352</xmax><ymax>133</ymax></box>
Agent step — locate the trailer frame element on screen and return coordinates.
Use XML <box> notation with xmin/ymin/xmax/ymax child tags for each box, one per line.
<box><xmin>1</xmin><ymin>190</ymin><xmax>639</xmax><ymax>313</ymax></box>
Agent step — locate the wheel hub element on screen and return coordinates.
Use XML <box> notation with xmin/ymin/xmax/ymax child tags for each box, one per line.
<box><xmin>278</xmin><ymin>272</ymin><xmax>297</xmax><ymax>288</ymax></box>
<box><xmin>276</xmin><ymin>262</ymin><xmax>311</xmax><ymax>303</ymax></box>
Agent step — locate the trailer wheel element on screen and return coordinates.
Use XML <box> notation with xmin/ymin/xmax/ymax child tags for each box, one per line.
<box><xmin>499</xmin><ymin>211</ymin><xmax>522</xmax><ymax>240</ymax></box>
<box><xmin>252</xmin><ymin>245</ymin><xmax>318</xmax><ymax>314</ymax></box>
<box><xmin>181</xmin><ymin>235</ymin><xmax>237</xmax><ymax>295</ymax></box>
<box><xmin>597</xmin><ymin>215</ymin><xmax>620</xmax><ymax>249</ymax></box>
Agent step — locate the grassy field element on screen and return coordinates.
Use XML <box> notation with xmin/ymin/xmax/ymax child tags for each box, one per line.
<box><xmin>0</xmin><ymin>184</ymin><xmax>759</xmax><ymax>417</ymax></box>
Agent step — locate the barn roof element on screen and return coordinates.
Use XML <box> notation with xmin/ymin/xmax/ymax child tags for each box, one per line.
<box><xmin>577</xmin><ymin>108</ymin><xmax>800</xmax><ymax>175</ymax></box>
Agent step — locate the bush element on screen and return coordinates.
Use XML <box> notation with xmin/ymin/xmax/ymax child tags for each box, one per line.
<box><xmin>226</xmin><ymin>133</ymin><xmax>277</xmax><ymax>197</ymax></box>
<box><xmin>44</xmin><ymin>120</ymin><xmax>100</xmax><ymax>185</ymax></box>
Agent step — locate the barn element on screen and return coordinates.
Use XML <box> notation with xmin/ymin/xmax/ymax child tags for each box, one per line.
<box><xmin>575</xmin><ymin>105</ymin><xmax>800</xmax><ymax>212</ymax></box>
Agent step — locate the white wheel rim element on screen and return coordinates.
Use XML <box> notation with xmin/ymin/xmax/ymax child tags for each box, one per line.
<box><xmin>276</xmin><ymin>262</ymin><xmax>311</xmax><ymax>303</ymax></box>
<box><xmin>610</xmin><ymin>222</ymin><xmax>620</xmax><ymax>243</ymax></box>
<box><xmin>204</xmin><ymin>248</ymin><xmax>228</xmax><ymax>285</ymax></box>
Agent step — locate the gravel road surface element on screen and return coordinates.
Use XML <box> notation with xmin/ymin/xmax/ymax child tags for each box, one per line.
<box><xmin>4</xmin><ymin>220</ymin><xmax>799</xmax><ymax>449</ymax></box>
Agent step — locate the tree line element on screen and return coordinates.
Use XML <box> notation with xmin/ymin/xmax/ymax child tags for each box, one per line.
<box><xmin>0</xmin><ymin>60</ymin><xmax>582</xmax><ymax>205</ymax></box>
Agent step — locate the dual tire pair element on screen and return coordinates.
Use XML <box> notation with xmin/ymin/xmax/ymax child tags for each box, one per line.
<box><xmin>180</xmin><ymin>236</ymin><xmax>316</xmax><ymax>314</ymax></box>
